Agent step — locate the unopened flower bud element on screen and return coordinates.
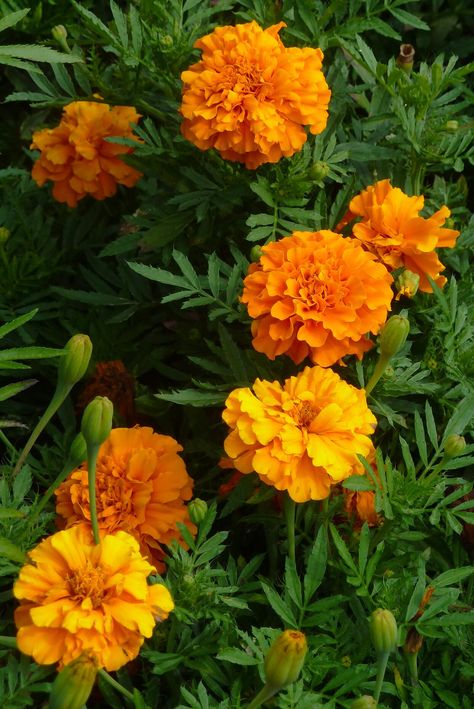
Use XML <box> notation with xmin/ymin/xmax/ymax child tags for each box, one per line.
<box><xmin>51</xmin><ymin>25</ymin><xmax>70</xmax><ymax>53</ymax></box>
<box><xmin>57</xmin><ymin>334</ymin><xmax>92</xmax><ymax>391</ymax></box>
<box><xmin>250</xmin><ymin>245</ymin><xmax>263</xmax><ymax>262</ymax></box>
<box><xmin>396</xmin><ymin>270</ymin><xmax>419</xmax><ymax>300</ymax></box>
<box><xmin>67</xmin><ymin>433</ymin><xmax>87</xmax><ymax>467</ymax></box>
<box><xmin>370</xmin><ymin>608</ymin><xmax>398</xmax><ymax>655</ymax></box>
<box><xmin>0</xmin><ymin>226</ymin><xmax>10</xmax><ymax>244</ymax></box>
<box><xmin>379</xmin><ymin>316</ymin><xmax>409</xmax><ymax>359</ymax></box>
<box><xmin>350</xmin><ymin>696</ymin><xmax>377</xmax><ymax>709</ymax></box>
<box><xmin>396</xmin><ymin>44</ymin><xmax>415</xmax><ymax>73</ymax></box>
<box><xmin>188</xmin><ymin>498</ymin><xmax>208</xmax><ymax>525</ymax></box>
<box><xmin>49</xmin><ymin>653</ymin><xmax>97</xmax><ymax>709</ymax></box>
<box><xmin>81</xmin><ymin>396</ymin><xmax>113</xmax><ymax>448</ymax></box>
<box><xmin>445</xmin><ymin>120</ymin><xmax>459</xmax><ymax>132</ymax></box>
<box><xmin>264</xmin><ymin>630</ymin><xmax>307</xmax><ymax>689</ymax></box>
<box><xmin>444</xmin><ymin>434</ymin><xmax>466</xmax><ymax>458</ymax></box>
<box><xmin>310</xmin><ymin>161</ymin><xmax>330</xmax><ymax>182</ymax></box>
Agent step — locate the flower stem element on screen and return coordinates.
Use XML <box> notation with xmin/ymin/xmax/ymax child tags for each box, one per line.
<box><xmin>98</xmin><ymin>670</ymin><xmax>134</xmax><ymax>702</ymax></box>
<box><xmin>284</xmin><ymin>494</ymin><xmax>296</xmax><ymax>563</ymax></box>
<box><xmin>0</xmin><ymin>635</ymin><xmax>17</xmax><ymax>649</ymax></box>
<box><xmin>87</xmin><ymin>445</ymin><xmax>100</xmax><ymax>545</ymax></box>
<box><xmin>365</xmin><ymin>355</ymin><xmax>390</xmax><ymax>397</ymax></box>
<box><xmin>374</xmin><ymin>651</ymin><xmax>390</xmax><ymax>702</ymax></box>
<box><xmin>405</xmin><ymin>650</ymin><xmax>419</xmax><ymax>685</ymax></box>
<box><xmin>247</xmin><ymin>683</ymin><xmax>278</xmax><ymax>709</ymax></box>
<box><xmin>28</xmin><ymin>461</ymin><xmax>77</xmax><ymax>528</ymax></box>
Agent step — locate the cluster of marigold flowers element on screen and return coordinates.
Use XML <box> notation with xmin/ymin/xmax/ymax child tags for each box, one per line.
<box><xmin>19</xmin><ymin>19</ymin><xmax>462</xmax><ymax>679</ymax></box>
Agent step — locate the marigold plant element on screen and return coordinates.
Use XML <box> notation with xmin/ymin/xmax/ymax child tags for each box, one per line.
<box><xmin>55</xmin><ymin>426</ymin><xmax>196</xmax><ymax>572</ymax></box>
<box><xmin>241</xmin><ymin>230</ymin><xmax>393</xmax><ymax>367</ymax></box>
<box><xmin>222</xmin><ymin>366</ymin><xmax>376</xmax><ymax>502</ymax></box>
<box><xmin>180</xmin><ymin>21</ymin><xmax>331</xmax><ymax>168</ymax></box>
<box><xmin>14</xmin><ymin>525</ymin><xmax>174</xmax><ymax>671</ymax></box>
<box><xmin>31</xmin><ymin>100</ymin><xmax>142</xmax><ymax>207</ymax></box>
<box><xmin>341</xmin><ymin>179</ymin><xmax>460</xmax><ymax>291</ymax></box>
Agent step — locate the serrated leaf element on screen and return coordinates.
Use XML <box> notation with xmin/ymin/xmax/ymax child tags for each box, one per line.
<box><xmin>0</xmin><ymin>379</ymin><xmax>37</xmax><ymax>402</ymax></box>
<box><xmin>261</xmin><ymin>582</ymin><xmax>297</xmax><ymax>626</ymax></box>
<box><xmin>250</xmin><ymin>178</ymin><xmax>275</xmax><ymax>207</ymax></box>
<box><xmin>0</xmin><ymin>347</ymin><xmax>65</xmax><ymax>361</ymax></box>
<box><xmin>341</xmin><ymin>475</ymin><xmax>373</xmax><ymax>491</ymax></box>
<box><xmin>442</xmin><ymin>394</ymin><xmax>474</xmax><ymax>443</ymax></box>
<box><xmin>303</xmin><ymin>526</ymin><xmax>327</xmax><ymax>604</ymax></box>
<box><xmin>0</xmin><ymin>537</ymin><xmax>26</xmax><ymax>563</ymax></box>
<box><xmin>389</xmin><ymin>7</ymin><xmax>430</xmax><ymax>31</ymax></box>
<box><xmin>216</xmin><ymin>647</ymin><xmax>259</xmax><ymax>666</ymax></box>
<box><xmin>155</xmin><ymin>388</ymin><xmax>226</xmax><ymax>407</ymax></box>
<box><xmin>414</xmin><ymin>410</ymin><xmax>428</xmax><ymax>466</ymax></box>
<box><xmin>0</xmin><ymin>45</ymin><xmax>82</xmax><ymax>63</ymax></box>
<box><xmin>173</xmin><ymin>250</ymin><xmax>200</xmax><ymax>288</ymax></box>
<box><xmin>128</xmin><ymin>261</ymin><xmax>188</xmax><ymax>288</ymax></box>
<box><xmin>425</xmin><ymin>401</ymin><xmax>438</xmax><ymax>449</ymax></box>
<box><xmin>329</xmin><ymin>523</ymin><xmax>358</xmax><ymax>574</ymax></box>
<box><xmin>0</xmin><ymin>309</ymin><xmax>37</xmax><ymax>340</ymax></box>
<box><xmin>433</xmin><ymin>567</ymin><xmax>474</xmax><ymax>588</ymax></box>
<box><xmin>0</xmin><ymin>9</ymin><xmax>30</xmax><ymax>33</ymax></box>
<box><xmin>358</xmin><ymin>523</ymin><xmax>370</xmax><ymax>577</ymax></box>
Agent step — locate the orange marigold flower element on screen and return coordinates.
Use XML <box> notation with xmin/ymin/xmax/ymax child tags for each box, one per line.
<box><xmin>77</xmin><ymin>360</ymin><xmax>136</xmax><ymax>425</ymax></box>
<box><xmin>241</xmin><ymin>230</ymin><xmax>393</xmax><ymax>367</ymax></box>
<box><xmin>55</xmin><ymin>427</ymin><xmax>196</xmax><ymax>573</ymax></box>
<box><xmin>180</xmin><ymin>21</ymin><xmax>331</xmax><ymax>169</ymax></box>
<box><xmin>14</xmin><ymin>525</ymin><xmax>174</xmax><ymax>670</ymax></box>
<box><xmin>346</xmin><ymin>179</ymin><xmax>460</xmax><ymax>291</ymax></box>
<box><xmin>222</xmin><ymin>366</ymin><xmax>377</xmax><ymax>503</ymax></box>
<box><xmin>344</xmin><ymin>489</ymin><xmax>381</xmax><ymax>528</ymax></box>
<box><xmin>31</xmin><ymin>100</ymin><xmax>142</xmax><ymax>208</ymax></box>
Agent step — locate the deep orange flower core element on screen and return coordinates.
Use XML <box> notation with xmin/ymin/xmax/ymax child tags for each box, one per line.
<box><xmin>55</xmin><ymin>427</ymin><xmax>196</xmax><ymax>572</ymax></box>
<box><xmin>14</xmin><ymin>525</ymin><xmax>174</xmax><ymax>670</ymax></box>
<box><xmin>180</xmin><ymin>21</ymin><xmax>331</xmax><ymax>168</ymax></box>
<box><xmin>31</xmin><ymin>100</ymin><xmax>142</xmax><ymax>207</ymax></box>
<box><xmin>241</xmin><ymin>230</ymin><xmax>393</xmax><ymax>367</ymax></box>
<box><xmin>222</xmin><ymin>366</ymin><xmax>377</xmax><ymax>503</ymax></box>
<box><xmin>344</xmin><ymin>179</ymin><xmax>459</xmax><ymax>291</ymax></box>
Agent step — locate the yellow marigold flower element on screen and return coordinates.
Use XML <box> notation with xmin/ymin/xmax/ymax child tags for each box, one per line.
<box><xmin>14</xmin><ymin>525</ymin><xmax>174</xmax><ymax>670</ymax></box>
<box><xmin>346</xmin><ymin>179</ymin><xmax>459</xmax><ymax>292</ymax></box>
<box><xmin>241</xmin><ymin>230</ymin><xmax>393</xmax><ymax>367</ymax></box>
<box><xmin>55</xmin><ymin>427</ymin><xmax>196</xmax><ymax>572</ymax></box>
<box><xmin>222</xmin><ymin>366</ymin><xmax>377</xmax><ymax>503</ymax></box>
<box><xmin>31</xmin><ymin>100</ymin><xmax>142</xmax><ymax>207</ymax></box>
<box><xmin>180</xmin><ymin>21</ymin><xmax>331</xmax><ymax>169</ymax></box>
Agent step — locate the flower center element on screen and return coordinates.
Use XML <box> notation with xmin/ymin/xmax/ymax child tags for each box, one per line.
<box><xmin>67</xmin><ymin>561</ymin><xmax>106</xmax><ymax>608</ymax></box>
<box><xmin>295</xmin><ymin>263</ymin><xmax>348</xmax><ymax>311</ymax></box>
<box><xmin>295</xmin><ymin>401</ymin><xmax>318</xmax><ymax>428</ymax></box>
<box><xmin>222</xmin><ymin>60</ymin><xmax>267</xmax><ymax>97</ymax></box>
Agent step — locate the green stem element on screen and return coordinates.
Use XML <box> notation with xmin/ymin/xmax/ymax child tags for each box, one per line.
<box><xmin>365</xmin><ymin>355</ymin><xmax>390</xmax><ymax>397</ymax></box>
<box><xmin>98</xmin><ymin>670</ymin><xmax>134</xmax><ymax>702</ymax></box>
<box><xmin>405</xmin><ymin>650</ymin><xmax>419</xmax><ymax>686</ymax></box>
<box><xmin>284</xmin><ymin>494</ymin><xmax>296</xmax><ymax>563</ymax></box>
<box><xmin>13</xmin><ymin>388</ymin><xmax>69</xmax><ymax>477</ymax></box>
<box><xmin>374</xmin><ymin>651</ymin><xmax>390</xmax><ymax>702</ymax></box>
<box><xmin>87</xmin><ymin>445</ymin><xmax>100</xmax><ymax>545</ymax></box>
<box><xmin>247</xmin><ymin>683</ymin><xmax>278</xmax><ymax>709</ymax></box>
<box><xmin>28</xmin><ymin>460</ymin><xmax>77</xmax><ymax>528</ymax></box>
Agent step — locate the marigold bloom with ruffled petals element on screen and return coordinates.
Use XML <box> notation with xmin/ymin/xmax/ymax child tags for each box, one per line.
<box><xmin>14</xmin><ymin>525</ymin><xmax>173</xmax><ymax>670</ymax></box>
<box><xmin>241</xmin><ymin>230</ymin><xmax>393</xmax><ymax>367</ymax></box>
<box><xmin>55</xmin><ymin>427</ymin><xmax>196</xmax><ymax>572</ymax></box>
<box><xmin>180</xmin><ymin>21</ymin><xmax>331</xmax><ymax>168</ymax></box>
<box><xmin>222</xmin><ymin>366</ymin><xmax>377</xmax><ymax>503</ymax></box>
<box><xmin>31</xmin><ymin>100</ymin><xmax>142</xmax><ymax>207</ymax></box>
<box><xmin>344</xmin><ymin>179</ymin><xmax>459</xmax><ymax>291</ymax></box>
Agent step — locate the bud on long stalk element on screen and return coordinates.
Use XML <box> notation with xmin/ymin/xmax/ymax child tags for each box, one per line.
<box><xmin>369</xmin><ymin>608</ymin><xmax>398</xmax><ymax>702</ymax></box>
<box><xmin>81</xmin><ymin>397</ymin><xmax>113</xmax><ymax>544</ymax></box>
<box><xmin>365</xmin><ymin>317</ymin><xmax>409</xmax><ymax>396</ymax></box>
<box><xmin>13</xmin><ymin>335</ymin><xmax>92</xmax><ymax>476</ymax></box>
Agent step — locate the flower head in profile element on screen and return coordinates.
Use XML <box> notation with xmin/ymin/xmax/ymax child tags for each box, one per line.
<box><xmin>342</xmin><ymin>179</ymin><xmax>459</xmax><ymax>291</ymax></box>
<box><xmin>241</xmin><ymin>230</ymin><xmax>393</xmax><ymax>367</ymax></box>
<box><xmin>180</xmin><ymin>21</ymin><xmax>331</xmax><ymax>168</ymax></box>
<box><xmin>77</xmin><ymin>360</ymin><xmax>136</xmax><ymax>424</ymax></box>
<box><xmin>14</xmin><ymin>525</ymin><xmax>173</xmax><ymax>670</ymax></box>
<box><xmin>31</xmin><ymin>100</ymin><xmax>142</xmax><ymax>207</ymax></box>
<box><xmin>55</xmin><ymin>427</ymin><xmax>196</xmax><ymax>572</ymax></box>
<box><xmin>344</xmin><ymin>489</ymin><xmax>381</xmax><ymax>528</ymax></box>
<box><xmin>222</xmin><ymin>366</ymin><xmax>377</xmax><ymax>503</ymax></box>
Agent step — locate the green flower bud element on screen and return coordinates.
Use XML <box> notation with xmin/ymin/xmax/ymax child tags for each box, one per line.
<box><xmin>264</xmin><ymin>630</ymin><xmax>307</xmax><ymax>689</ymax></box>
<box><xmin>370</xmin><ymin>608</ymin><xmax>398</xmax><ymax>655</ymax></box>
<box><xmin>81</xmin><ymin>396</ymin><xmax>113</xmax><ymax>448</ymax></box>
<box><xmin>309</xmin><ymin>161</ymin><xmax>330</xmax><ymax>181</ymax></box>
<box><xmin>350</xmin><ymin>696</ymin><xmax>377</xmax><ymax>709</ymax></box>
<box><xmin>444</xmin><ymin>434</ymin><xmax>466</xmax><ymax>458</ymax></box>
<box><xmin>445</xmin><ymin>120</ymin><xmax>459</xmax><ymax>133</ymax></box>
<box><xmin>0</xmin><ymin>226</ymin><xmax>10</xmax><ymax>244</ymax></box>
<box><xmin>188</xmin><ymin>498</ymin><xmax>208</xmax><ymax>525</ymax></box>
<box><xmin>396</xmin><ymin>270</ymin><xmax>419</xmax><ymax>300</ymax></box>
<box><xmin>379</xmin><ymin>316</ymin><xmax>409</xmax><ymax>359</ymax></box>
<box><xmin>49</xmin><ymin>653</ymin><xmax>97</xmax><ymax>709</ymax></box>
<box><xmin>250</xmin><ymin>245</ymin><xmax>263</xmax><ymax>262</ymax></box>
<box><xmin>68</xmin><ymin>433</ymin><xmax>87</xmax><ymax>467</ymax></box>
<box><xmin>51</xmin><ymin>25</ymin><xmax>70</xmax><ymax>53</ymax></box>
<box><xmin>57</xmin><ymin>334</ymin><xmax>92</xmax><ymax>391</ymax></box>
